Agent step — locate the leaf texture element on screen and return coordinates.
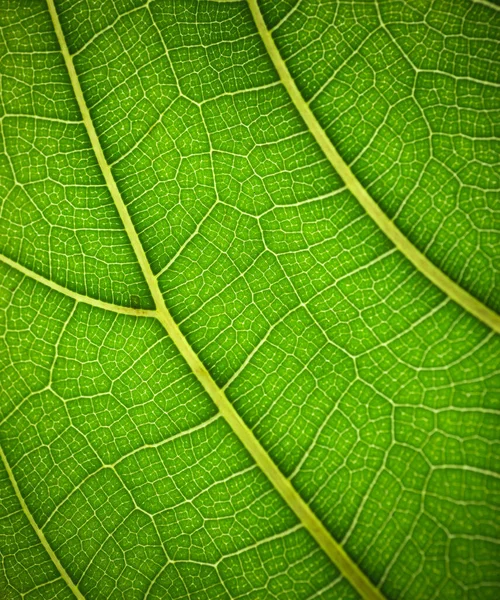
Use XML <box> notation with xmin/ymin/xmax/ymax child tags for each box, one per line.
<box><xmin>0</xmin><ymin>1</ymin><xmax>499</xmax><ymax>599</ymax></box>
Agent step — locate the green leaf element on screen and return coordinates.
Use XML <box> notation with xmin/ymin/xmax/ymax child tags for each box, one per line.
<box><xmin>0</xmin><ymin>0</ymin><xmax>498</xmax><ymax>599</ymax></box>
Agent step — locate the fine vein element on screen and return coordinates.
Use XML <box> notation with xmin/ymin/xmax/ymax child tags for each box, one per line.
<box><xmin>45</xmin><ymin>1</ymin><xmax>385</xmax><ymax>599</ymax></box>
<box><xmin>247</xmin><ymin>0</ymin><xmax>500</xmax><ymax>334</ymax></box>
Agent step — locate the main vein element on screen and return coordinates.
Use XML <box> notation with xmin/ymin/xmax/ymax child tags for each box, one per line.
<box><xmin>44</xmin><ymin>1</ymin><xmax>385</xmax><ymax>599</ymax></box>
<box><xmin>247</xmin><ymin>0</ymin><xmax>500</xmax><ymax>335</ymax></box>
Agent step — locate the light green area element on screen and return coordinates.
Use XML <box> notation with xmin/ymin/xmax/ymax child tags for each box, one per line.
<box><xmin>0</xmin><ymin>0</ymin><xmax>499</xmax><ymax>599</ymax></box>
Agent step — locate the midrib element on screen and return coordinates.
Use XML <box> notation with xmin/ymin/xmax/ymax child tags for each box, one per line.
<box><xmin>247</xmin><ymin>0</ymin><xmax>500</xmax><ymax>335</ymax></box>
<box><xmin>43</xmin><ymin>1</ymin><xmax>385</xmax><ymax>599</ymax></box>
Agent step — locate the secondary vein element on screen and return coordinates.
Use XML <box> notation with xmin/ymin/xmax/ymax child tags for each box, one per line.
<box><xmin>0</xmin><ymin>253</ymin><xmax>155</xmax><ymax>317</ymax></box>
<box><xmin>247</xmin><ymin>0</ymin><xmax>500</xmax><ymax>335</ymax></box>
<box><xmin>0</xmin><ymin>447</ymin><xmax>86</xmax><ymax>600</ymax></box>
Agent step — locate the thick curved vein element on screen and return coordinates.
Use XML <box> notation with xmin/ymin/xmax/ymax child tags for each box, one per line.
<box><xmin>247</xmin><ymin>0</ymin><xmax>500</xmax><ymax>334</ymax></box>
<box><xmin>0</xmin><ymin>447</ymin><xmax>86</xmax><ymax>600</ymax></box>
<box><xmin>473</xmin><ymin>0</ymin><xmax>500</xmax><ymax>12</ymax></box>
<box><xmin>43</xmin><ymin>0</ymin><xmax>385</xmax><ymax>599</ymax></box>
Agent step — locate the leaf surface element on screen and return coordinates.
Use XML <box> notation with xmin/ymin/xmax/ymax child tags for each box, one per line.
<box><xmin>0</xmin><ymin>1</ymin><xmax>499</xmax><ymax>599</ymax></box>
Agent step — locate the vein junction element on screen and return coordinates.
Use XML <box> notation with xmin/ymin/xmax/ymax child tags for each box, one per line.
<box><xmin>2</xmin><ymin>1</ymin><xmax>498</xmax><ymax>599</ymax></box>
<box><xmin>38</xmin><ymin>0</ymin><xmax>386</xmax><ymax>598</ymax></box>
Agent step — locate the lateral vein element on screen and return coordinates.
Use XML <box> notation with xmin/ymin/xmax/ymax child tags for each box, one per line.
<box><xmin>45</xmin><ymin>2</ymin><xmax>385</xmax><ymax>600</ymax></box>
<box><xmin>247</xmin><ymin>0</ymin><xmax>500</xmax><ymax>335</ymax></box>
<box><xmin>0</xmin><ymin>253</ymin><xmax>155</xmax><ymax>317</ymax></box>
<box><xmin>0</xmin><ymin>447</ymin><xmax>86</xmax><ymax>600</ymax></box>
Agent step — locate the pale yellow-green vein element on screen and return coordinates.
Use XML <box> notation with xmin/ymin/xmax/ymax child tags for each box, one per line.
<box><xmin>0</xmin><ymin>447</ymin><xmax>86</xmax><ymax>600</ymax></box>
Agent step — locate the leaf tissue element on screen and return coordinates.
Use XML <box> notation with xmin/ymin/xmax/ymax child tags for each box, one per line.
<box><xmin>0</xmin><ymin>0</ymin><xmax>499</xmax><ymax>599</ymax></box>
